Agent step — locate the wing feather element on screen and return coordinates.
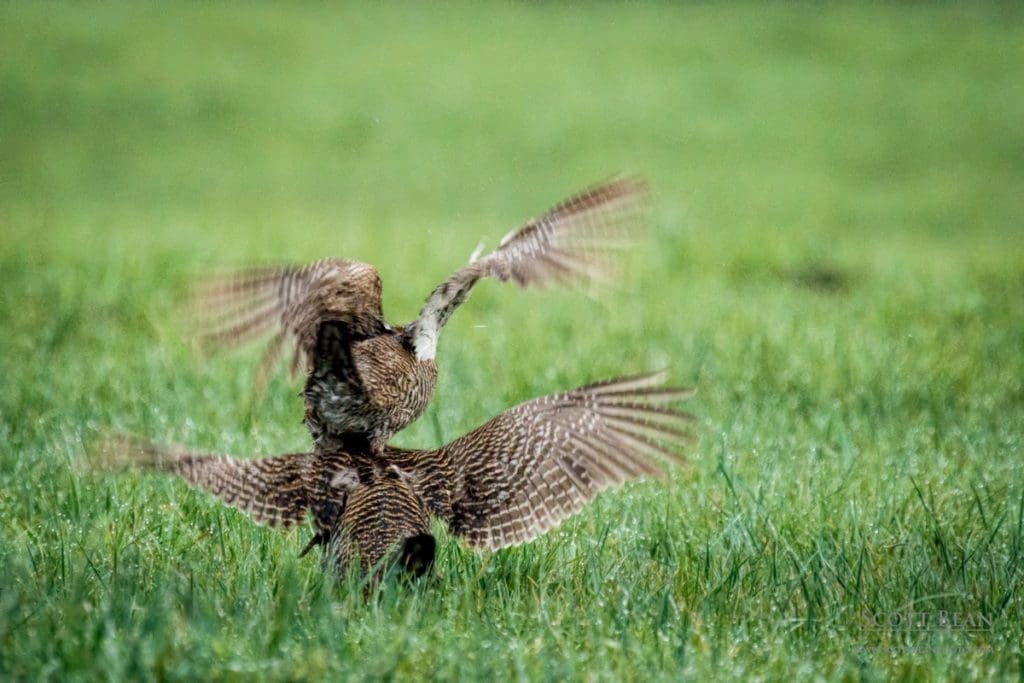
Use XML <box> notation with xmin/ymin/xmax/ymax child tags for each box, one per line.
<box><xmin>193</xmin><ymin>258</ymin><xmax>386</xmax><ymax>386</ymax></box>
<box><xmin>408</xmin><ymin>177</ymin><xmax>649</xmax><ymax>360</ymax></box>
<box><xmin>94</xmin><ymin>435</ymin><xmax>313</xmax><ymax>528</ymax></box>
<box><xmin>434</xmin><ymin>372</ymin><xmax>693</xmax><ymax>550</ymax></box>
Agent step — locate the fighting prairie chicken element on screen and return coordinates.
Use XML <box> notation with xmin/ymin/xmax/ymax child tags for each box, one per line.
<box><xmin>196</xmin><ymin>177</ymin><xmax>648</xmax><ymax>450</ymax></box>
<box><xmin>101</xmin><ymin>372</ymin><xmax>693</xmax><ymax>578</ymax></box>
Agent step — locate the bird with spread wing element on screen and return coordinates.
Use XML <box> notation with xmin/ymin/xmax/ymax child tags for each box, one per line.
<box><xmin>195</xmin><ymin>177</ymin><xmax>648</xmax><ymax>450</ymax></box>
<box><xmin>99</xmin><ymin>372</ymin><xmax>693</xmax><ymax>578</ymax></box>
<box><xmin>97</xmin><ymin>176</ymin><xmax>694</xmax><ymax>580</ymax></box>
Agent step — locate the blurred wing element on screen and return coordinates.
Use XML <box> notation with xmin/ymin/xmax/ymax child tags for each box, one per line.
<box><xmin>408</xmin><ymin>177</ymin><xmax>649</xmax><ymax>359</ymax></box>
<box><xmin>194</xmin><ymin>258</ymin><xmax>386</xmax><ymax>388</ymax></box>
<box><xmin>95</xmin><ymin>435</ymin><xmax>313</xmax><ymax>528</ymax></box>
<box><xmin>435</xmin><ymin>372</ymin><xmax>693</xmax><ymax>550</ymax></box>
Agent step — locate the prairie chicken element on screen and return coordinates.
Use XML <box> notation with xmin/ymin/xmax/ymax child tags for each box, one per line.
<box><xmin>100</xmin><ymin>372</ymin><xmax>693</xmax><ymax>578</ymax></box>
<box><xmin>196</xmin><ymin>178</ymin><xmax>648</xmax><ymax>450</ymax></box>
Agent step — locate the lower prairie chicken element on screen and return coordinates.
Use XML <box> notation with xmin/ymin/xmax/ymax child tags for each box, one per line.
<box><xmin>194</xmin><ymin>177</ymin><xmax>648</xmax><ymax>450</ymax></box>
<box><xmin>99</xmin><ymin>372</ymin><xmax>693</xmax><ymax>578</ymax></box>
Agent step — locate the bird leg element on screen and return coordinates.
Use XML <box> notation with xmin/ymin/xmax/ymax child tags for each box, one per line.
<box><xmin>297</xmin><ymin>530</ymin><xmax>329</xmax><ymax>558</ymax></box>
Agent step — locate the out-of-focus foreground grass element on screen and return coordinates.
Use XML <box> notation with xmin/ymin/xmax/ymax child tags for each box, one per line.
<box><xmin>1</xmin><ymin>3</ymin><xmax>1022</xmax><ymax>680</ymax></box>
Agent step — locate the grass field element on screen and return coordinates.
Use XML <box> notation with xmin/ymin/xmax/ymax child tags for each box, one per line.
<box><xmin>2</xmin><ymin>2</ymin><xmax>1023</xmax><ymax>680</ymax></box>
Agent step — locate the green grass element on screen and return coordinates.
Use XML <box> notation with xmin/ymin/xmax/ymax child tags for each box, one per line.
<box><xmin>2</xmin><ymin>2</ymin><xmax>1023</xmax><ymax>680</ymax></box>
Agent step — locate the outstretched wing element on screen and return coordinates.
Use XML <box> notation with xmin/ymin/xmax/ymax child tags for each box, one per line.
<box><xmin>407</xmin><ymin>177</ymin><xmax>649</xmax><ymax>360</ymax></box>
<box><xmin>194</xmin><ymin>258</ymin><xmax>386</xmax><ymax>389</ymax></box>
<box><xmin>95</xmin><ymin>435</ymin><xmax>314</xmax><ymax>528</ymax></box>
<box><xmin>434</xmin><ymin>372</ymin><xmax>693</xmax><ymax>550</ymax></box>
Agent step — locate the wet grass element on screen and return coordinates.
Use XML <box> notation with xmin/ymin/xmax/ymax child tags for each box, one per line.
<box><xmin>1</xmin><ymin>2</ymin><xmax>1023</xmax><ymax>680</ymax></box>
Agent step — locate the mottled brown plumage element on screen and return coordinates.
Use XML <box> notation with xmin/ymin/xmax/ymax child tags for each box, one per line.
<box><xmin>325</xmin><ymin>464</ymin><xmax>435</xmax><ymax>578</ymax></box>
<box><xmin>99</xmin><ymin>372</ymin><xmax>692</xmax><ymax>577</ymax></box>
<box><xmin>195</xmin><ymin>177</ymin><xmax>648</xmax><ymax>448</ymax></box>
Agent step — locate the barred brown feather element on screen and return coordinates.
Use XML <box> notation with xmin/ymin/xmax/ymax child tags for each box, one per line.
<box><xmin>195</xmin><ymin>258</ymin><xmax>386</xmax><ymax>387</ymax></box>
<box><xmin>431</xmin><ymin>371</ymin><xmax>693</xmax><ymax>550</ymax></box>
<box><xmin>408</xmin><ymin>176</ymin><xmax>649</xmax><ymax>359</ymax></box>
<box><xmin>328</xmin><ymin>466</ymin><xmax>433</xmax><ymax>577</ymax></box>
<box><xmin>95</xmin><ymin>435</ymin><xmax>314</xmax><ymax>529</ymax></box>
<box><xmin>97</xmin><ymin>372</ymin><xmax>692</xmax><ymax>577</ymax></box>
<box><xmin>189</xmin><ymin>178</ymin><xmax>648</xmax><ymax>448</ymax></box>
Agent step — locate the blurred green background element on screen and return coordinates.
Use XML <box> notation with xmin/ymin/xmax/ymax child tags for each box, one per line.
<box><xmin>2</xmin><ymin>2</ymin><xmax>1022</xmax><ymax>680</ymax></box>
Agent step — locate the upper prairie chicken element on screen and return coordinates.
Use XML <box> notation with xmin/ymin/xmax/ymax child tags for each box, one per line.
<box><xmin>100</xmin><ymin>372</ymin><xmax>693</xmax><ymax>578</ymax></box>
<box><xmin>196</xmin><ymin>178</ymin><xmax>648</xmax><ymax>450</ymax></box>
